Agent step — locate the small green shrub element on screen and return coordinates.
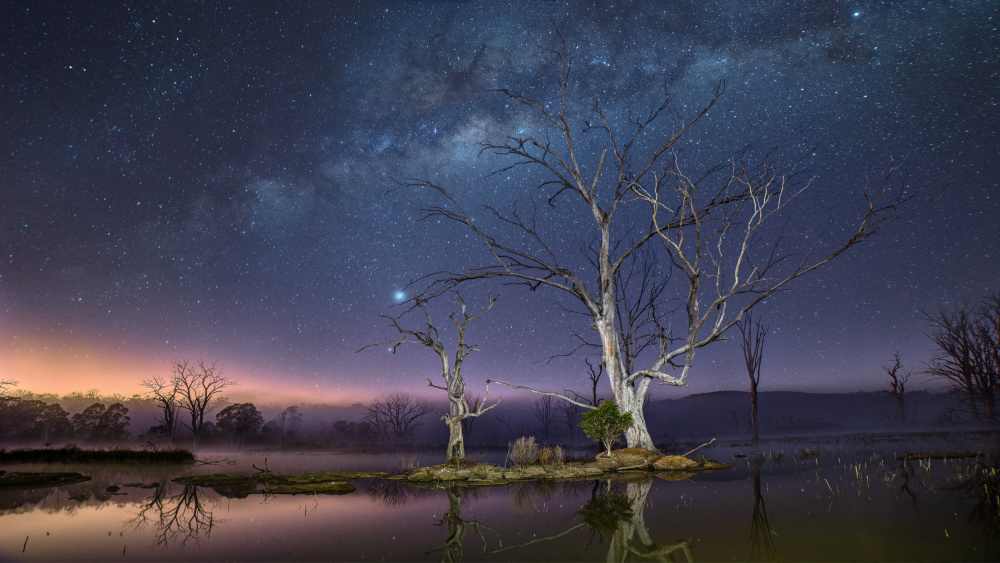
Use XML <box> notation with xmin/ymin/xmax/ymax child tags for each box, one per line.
<box><xmin>580</xmin><ymin>401</ymin><xmax>634</xmax><ymax>456</ymax></box>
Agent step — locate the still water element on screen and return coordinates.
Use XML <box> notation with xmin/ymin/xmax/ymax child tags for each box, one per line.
<box><xmin>1</xmin><ymin>438</ymin><xmax>997</xmax><ymax>561</ymax></box>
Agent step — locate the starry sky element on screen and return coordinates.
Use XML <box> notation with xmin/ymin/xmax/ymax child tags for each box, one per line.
<box><xmin>2</xmin><ymin>1</ymin><xmax>997</xmax><ymax>406</ymax></box>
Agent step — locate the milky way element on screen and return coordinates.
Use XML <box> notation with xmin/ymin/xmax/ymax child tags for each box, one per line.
<box><xmin>2</xmin><ymin>1</ymin><xmax>997</xmax><ymax>403</ymax></box>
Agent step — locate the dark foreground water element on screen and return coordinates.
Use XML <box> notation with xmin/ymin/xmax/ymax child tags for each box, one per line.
<box><xmin>1</xmin><ymin>434</ymin><xmax>998</xmax><ymax>561</ymax></box>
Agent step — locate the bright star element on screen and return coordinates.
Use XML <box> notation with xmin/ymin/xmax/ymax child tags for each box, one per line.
<box><xmin>393</xmin><ymin>291</ymin><xmax>407</xmax><ymax>302</ymax></box>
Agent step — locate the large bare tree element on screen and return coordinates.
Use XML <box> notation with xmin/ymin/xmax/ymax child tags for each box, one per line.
<box><xmin>407</xmin><ymin>36</ymin><xmax>944</xmax><ymax>450</ymax></box>
<box><xmin>360</xmin><ymin>292</ymin><xmax>501</xmax><ymax>461</ymax></box>
<box><xmin>171</xmin><ymin>359</ymin><xmax>238</xmax><ymax>448</ymax></box>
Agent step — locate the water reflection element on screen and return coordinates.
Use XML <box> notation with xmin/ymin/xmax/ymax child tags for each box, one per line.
<box><xmin>1</xmin><ymin>447</ymin><xmax>998</xmax><ymax>561</ymax></box>
<box><xmin>126</xmin><ymin>484</ymin><xmax>218</xmax><ymax>550</ymax></box>
<box><xmin>430</xmin><ymin>486</ymin><xmax>500</xmax><ymax>562</ymax></box>
<box><xmin>748</xmin><ymin>457</ymin><xmax>775</xmax><ymax>561</ymax></box>
<box><xmin>491</xmin><ymin>478</ymin><xmax>692</xmax><ymax>562</ymax></box>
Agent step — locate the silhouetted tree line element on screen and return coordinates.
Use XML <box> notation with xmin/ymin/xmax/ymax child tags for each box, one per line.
<box><xmin>926</xmin><ymin>291</ymin><xmax>1000</xmax><ymax>423</ymax></box>
<box><xmin>0</xmin><ymin>396</ymin><xmax>131</xmax><ymax>445</ymax></box>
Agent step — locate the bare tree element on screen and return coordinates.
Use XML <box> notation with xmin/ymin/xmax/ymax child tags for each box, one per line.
<box><xmin>529</xmin><ymin>395</ymin><xmax>557</xmax><ymax>443</ymax></box>
<box><xmin>171</xmin><ymin>359</ymin><xmax>238</xmax><ymax>448</ymax></box>
<box><xmin>405</xmin><ymin>35</ymin><xmax>944</xmax><ymax>449</ymax></box>
<box><xmin>556</xmin><ymin>399</ymin><xmax>583</xmax><ymax>444</ymax></box>
<box><xmin>360</xmin><ymin>292</ymin><xmax>501</xmax><ymax>461</ymax></box>
<box><xmin>362</xmin><ymin>392</ymin><xmax>435</xmax><ymax>444</ymax></box>
<box><xmin>737</xmin><ymin>311</ymin><xmax>767</xmax><ymax>444</ymax></box>
<box><xmin>925</xmin><ymin>293</ymin><xmax>999</xmax><ymax>422</ymax></box>
<box><xmin>0</xmin><ymin>379</ymin><xmax>18</xmax><ymax>397</ymax></box>
<box><xmin>273</xmin><ymin>405</ymin><xmax>303</xmax><ymax>446</ymax></box>
<box><xmin>884</xmin><ymin>350</ymin><xmax>911</xmax><ymax>425</ymax></box>
<box><xmin>141</xmin><ymin>374</ymin><xmax>179</xmax><ymax>444</ymax></box>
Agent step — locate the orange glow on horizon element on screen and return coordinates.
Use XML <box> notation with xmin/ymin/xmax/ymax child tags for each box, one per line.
<box><xmin>0</xmin><ymin>332</ymin><xmax>373</xmax><ymax>407</ymax></box>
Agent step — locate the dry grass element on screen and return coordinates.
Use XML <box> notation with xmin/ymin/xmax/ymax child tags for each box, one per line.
<box><xmin>508</xmin><ymin>436</ymin><xmax>540</xmax><ymax>466</ymax></box>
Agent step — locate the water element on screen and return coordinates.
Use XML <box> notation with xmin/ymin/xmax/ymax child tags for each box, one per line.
<box><xmin>1</xmin><ymin>435</ymin><xmax>997</xmax><ymax>561</ymax></box>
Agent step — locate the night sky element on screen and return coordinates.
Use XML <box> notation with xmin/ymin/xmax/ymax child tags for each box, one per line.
<box><xmin>2</xmin><ymin>1</ymin><xmax>997</xmax><ymax>406</ymax></box>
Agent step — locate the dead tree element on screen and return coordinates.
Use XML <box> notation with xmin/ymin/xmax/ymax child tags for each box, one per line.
<box><xmin>884</xmin><ymin>350</ymin><xmax>911</xmax><ymax>424</ymax></box>
<box><xmin>529</xmin><ymin>395</ymin><xmax>557</xmax><ymax>443</ymax></box>
<box><xmin>408</xmin><ymin>35</ymin><xmax>946</xmax><ymax>450</ymax></box>
<box><xmin>359</xmin><ymin>292</ymin><xmax>501</xmax><ymax>461</ymax></box>
<box><xmin>171</xmin><ymin>359</ymin><xmax>237</xmax><ymax>448</ymax></box>
<box><xmin>556</xmin><ymin>399</ymin><xmax>584</xmax><ymax>443</ymax></box>
<box><xmin>925</xmin><ymin>293</ymin><xmax>1000</xmax><ymax>422</ymax></box>
<box><xmin>737</xmin><ymin>311</ymin><xmax>767</xmax><ymax>444</ymax></box>
<box><xmin>362</xmin><ymin>392</ymin><xmax>434</xmax><ymax>443</ymax></box>
<box><xmin>141</xmin><ymin>374</ymin><xmax>179</xmax><ymax>444</ymax></box>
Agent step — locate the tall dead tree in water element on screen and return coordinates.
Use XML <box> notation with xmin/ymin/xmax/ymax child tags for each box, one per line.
<box><xmin>407</xmin><ymin>35</ymin><xmax>945</xmax><ymax>450</ymax></box>
<box><xmin>884</xmin><ymin>350</ymin><xmax>910</xmax><ymax>424</ymax></box>
<box><xmin>737</xmin><ymin>311</ymin><xmax>767</xmax><ymax>444</ymax></box>
<box><xmin>360</xmin><ymin>292</ymin><xmax>501</xmax><ymax>461</ymax></box>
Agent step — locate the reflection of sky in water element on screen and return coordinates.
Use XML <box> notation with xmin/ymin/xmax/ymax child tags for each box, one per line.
<box><xmin>0</xmin><ymin>445</ymin><xmax>997</xmax><ymax>561</ymax></box>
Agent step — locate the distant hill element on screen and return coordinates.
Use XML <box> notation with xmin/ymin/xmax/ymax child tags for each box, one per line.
<box><xmin>642</xmin><ymin>389</ymin><xmax>961</xmax><ymax>444</ymax></box>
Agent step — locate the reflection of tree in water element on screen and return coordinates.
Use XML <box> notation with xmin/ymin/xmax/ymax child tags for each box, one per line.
<box><xmin>511</xmin><ymin>479</ymin><xmax>563</xmax><ymax>514</ymax></box>
<box><xmin>948</xmin><ymin>458</ymin><xmax>1000</xmax><ymax>552</ymax></box>
<box><xmin>366</xmin><ymin>478</ymin><xmax>432</xmax><ymax>508</ymax></box>
<box><xmin>367</xmin><ymin>479</ymin><xmax>498</xmax><ymax>562</ymax></box>
<box><xmin>125</xmin><ymin>484</ymin><xmax>218</xmax><ymax>550</ymax></box>
<box><xmin>427</xmin><ymin>485</ymin><xmax>500</xmax><ymax>563</ymax></box>
<box><xmin>606</xmin><ymin>481</ymin><xmax>692</xmax><ymax>562</ymax></box>
<box><xmin>495</xmin><ymin>479</ymin><xmax>691</xmax><ymax>562</ymax></box>
<box><xmin>748</xmin><ymin>458</ymin><xmax>776</xmax><ymax>561</ymax></box>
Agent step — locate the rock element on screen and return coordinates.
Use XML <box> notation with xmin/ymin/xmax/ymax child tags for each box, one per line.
<box><xmin>653</xmin><ymin>455</ymin><xmax>731</xmax><ymax>472</ymax></box>
<box><xmin>652</xmin><ymin>455</ymin><xmax>699</xmax><ymax>471</ymax></box>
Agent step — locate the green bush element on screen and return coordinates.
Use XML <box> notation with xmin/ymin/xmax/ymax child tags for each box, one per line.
<box><xmin>580</xmin><ymin>401</ymin><xmax>633</xmax><ymax>456</ymax></box>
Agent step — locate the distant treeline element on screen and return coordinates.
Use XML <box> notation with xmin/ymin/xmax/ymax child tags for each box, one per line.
<box><xmin>0</xmin><ymin>386</ymin><xmax>989</xmax><ymax>451</ymax></box>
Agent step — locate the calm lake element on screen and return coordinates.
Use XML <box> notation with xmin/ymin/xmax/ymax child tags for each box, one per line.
<box><xmin>1</xmin><ymin>433</ymin><xmax>997</xmax><ymax>561</ymax></box>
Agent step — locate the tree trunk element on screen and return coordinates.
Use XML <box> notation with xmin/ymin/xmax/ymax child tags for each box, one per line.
<box><xmin>750</xmin><ymin>380</ymin><xmax>759</xmax><ymax>444</ymax></box>
<box><xmin>598</xmin><ymin>317</ymin><xmax>657</xmax><ymax>451</ymax></box>
<box><xmin>445</xmin><ymin>380</ymin><xmax>469</xmax><ymax>462</ymax></box>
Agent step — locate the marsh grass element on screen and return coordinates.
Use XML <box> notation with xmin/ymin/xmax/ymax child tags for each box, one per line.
<box><xmin>508</xmin><ymin>437</ymin><xmax>540</xmax><ymax>466</ymax></box>
<box><xmin>395</xmin><ymin>457</ymin><xmax>420</xmax><ymax>473</ymax></box>
<box><xmin>0</xmin><ymin>446</ymin><xmax>195</xmax><ymax>465</ymax></box>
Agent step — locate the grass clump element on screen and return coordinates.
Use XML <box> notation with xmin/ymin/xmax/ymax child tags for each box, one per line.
<box><xmin>508</xmin><ymin>436</ymin><xmax>540</xmax><ymax>466</ymax></box>
<box><xmin>396</xmin><ymin>457</ymin><xmax>420</xmax><ymax>473</ymax></box>
<box><xmin>538</xmin><ymin>445</ymin><xmax>564</xmax><ymax>466</ymax></box>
